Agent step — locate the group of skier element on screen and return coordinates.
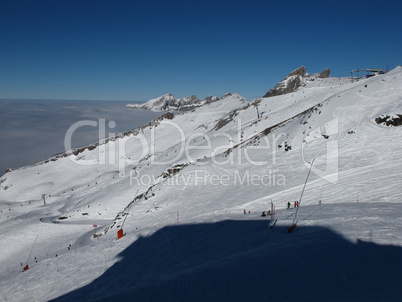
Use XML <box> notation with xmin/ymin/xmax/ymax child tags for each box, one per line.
<box><xmin>244</xmin><ymin>199</ymin><xmax>302</xmax><ymax>217</ymax></box>
<box><xmin>287</xmin><ymin>200</ymin><xmax>299</xmax><ymax>209</ymax></box>
<box><xmin>243</xmin><ymin>209</ymin><xmax>272</xmax><ymax>217</ymax></box>
<box><xmin>260</xmin><ymin>210</ymin><xmax>271</xmax><ymax>217</ymax></box>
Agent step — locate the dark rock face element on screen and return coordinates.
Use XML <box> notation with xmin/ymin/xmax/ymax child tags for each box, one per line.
<box><xmin>375</xmin><ymin>114</ymin><xmax>402</xmax><ymax>126</ymax></box>
<box><xmin>288</xmin><ymin>66</ymin><xmax>307</xmax><ymax>77</ymax></box>
<box><xmin>160</xmin><ymin>112</ymin><xmax>174</xmax><ymax>120</ymax></box>
<box><xmin>159</xmin><ymin>94</ymin><xmax>203</xmax><ymax>112</ymax></box>
<box><xmin>319</xmin><ymin>68</ymin><xmax>331</xmax><ymax>78</ymax></box>
<box><xmin>263</xmin><ymin>66</ymin><xmax>331</xmax><ymax>98</ymax></box>
<box><xmin>263</xmin><ymin>66</ymin><xmax>306</xmax><ymax>98</ymax></box>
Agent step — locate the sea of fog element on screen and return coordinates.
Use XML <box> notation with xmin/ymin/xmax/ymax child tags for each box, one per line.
<box><xmin>0</xmin><ymin>100</ymin><xmax>162</xmax><ymax>176</ymax></box>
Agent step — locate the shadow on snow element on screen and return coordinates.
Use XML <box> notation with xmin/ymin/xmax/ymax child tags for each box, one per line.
<box><xmin>51</xmin><ymin>220</ymin><xmax>402</xmax><ymax>302</ymax></box>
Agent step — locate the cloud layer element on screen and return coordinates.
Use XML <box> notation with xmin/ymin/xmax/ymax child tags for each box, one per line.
<box><xmin>0</xmin><ymin>100</ymin><xmax>161</xmax><ymax>175</ymax></box>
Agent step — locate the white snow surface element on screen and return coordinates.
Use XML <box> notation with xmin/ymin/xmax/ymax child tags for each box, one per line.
<box><xmin>126</xmin><ymin>93</ymin><xmax>177</xmax><ymax>111</ymax></box>
<box><xmin>1</xmin><ymin>68</ymin><xmax>402</xmax><ymax>301</ymax></box>
<box><xmin>126</xmin><ymin>93</ymin><xmax>223</xmax><ymax>112</ymax></box>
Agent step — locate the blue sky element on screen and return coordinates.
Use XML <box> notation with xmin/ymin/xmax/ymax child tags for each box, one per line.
<box><xmin>1</xmin><ymin>0</ymin><xmax>401</xmax><ymax>101</ymax></box>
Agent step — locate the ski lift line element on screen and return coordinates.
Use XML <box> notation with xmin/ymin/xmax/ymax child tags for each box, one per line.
<box><xmin>26</xmin><ymin>234</ymin><xmax>39</xmax><ymax>266</ymax></box>
<box><xmin>302</xmin><ymin>205</ymin><xmax>325</xmax><ymax>221</ymax></box>
<box><xmin>283</xmin><ymin>213</ymin><xmax>294</xmax><ymax>220</ymax></box>
<box><xmin>292</xmin><ymin>159</ymin><xmax>315</xmax><ymax>226</ymax></box>
<box><xmin>228</xmin><ymin>114</ymin><xmax>265</xmax><ymax>132</ymax></box>
<box><xmin>129</xmin><ymin>189</ymin><xmax>140</xmax><ymax>210</ymax></box>
<box><xmin>121</xmin><ymin>189</ymin><xmax>139</xmax><ymax>229</ymax></box>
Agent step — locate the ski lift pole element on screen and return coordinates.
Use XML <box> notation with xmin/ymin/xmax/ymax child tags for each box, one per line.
<box><xmin>117</xmin><ymin>212</ymin><xmax>129</xmax><ymax>240</ymax></box>
<box><xmin>24</xmin><ymin>234</ymin><xmax>39</xmax><ymax>271</ymax></box>
<box><xmin>121</xmin><ymin>211</ymin><xmax>129</xmax><ymax>230</ymax></box>
<box><xmin>289</xmin><ymin>159</ymin><xmax>315</xmax><ymax>233</ymax></box>
<box><xmin>121</xmin><ymin>189</ymin><xmax>139</xmax><ymax>229</ymax></box>
<box><xmin>117</xmin><ymin>189</ymin><xmax>139</xmax><ymax>240</ymax></box>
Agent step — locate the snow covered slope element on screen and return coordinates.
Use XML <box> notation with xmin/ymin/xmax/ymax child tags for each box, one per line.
<box><xmin>126</xmin><ymin>93</ymin><xmax>220</xmax><ymax>112</ymax></box>
<box><xmin>1</xmin><ymin>67</ymin><xmax>402</xmax><ymax>301</ymax></box>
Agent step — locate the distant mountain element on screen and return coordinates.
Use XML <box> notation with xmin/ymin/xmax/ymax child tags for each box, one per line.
<box><xmin>126</xmin><ymin>93</ymin><xmax>220</xmax><ymax>112</ymax></box>
<box><xmin>263</xmin><ymin>66</ymin><xmax>331</xmax><ymax>98</ymax></box>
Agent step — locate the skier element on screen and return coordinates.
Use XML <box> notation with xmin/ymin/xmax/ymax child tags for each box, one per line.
<box><xmin>294</xmin><ymin>201</ymin><xmax>297</xmax><ymax>208</ymax></box>
<box><xmin>261</xmin><ymin>211</ymin><xmax>266</xmax><ymax>217</ymax></box>
<box><xmin>287</xmin><ymin>202</ymin><xmax>291</xmax><ymax>209</ymax></box>
<box><xmin>243</xmin><ymin>209</ymin><xmax>246</xmax><ymax>214</ymax></box>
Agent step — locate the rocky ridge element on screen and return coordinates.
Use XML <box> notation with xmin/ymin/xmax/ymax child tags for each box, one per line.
<box><xmin>263</xmin><ymin>66</ymin><xmax>331</xmax><ymax>98</ymax></box>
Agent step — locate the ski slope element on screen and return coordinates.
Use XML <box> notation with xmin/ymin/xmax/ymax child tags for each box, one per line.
<box><xmin>1</xmin><ymin>67</ymin><xmax>402</xmax><ymax>301</ymax></box>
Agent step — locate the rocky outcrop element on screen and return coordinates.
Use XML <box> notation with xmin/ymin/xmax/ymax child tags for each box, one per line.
<box><xmin>288</xmin><ymin>66</ymin><xmax>307</xmax><ymax>77</ymax></box>
<box><xmin>375</xmin><ymin>114</ymin><xmax>402</xmax><ymax>126</ymax></box>
<box><xmin>263</xmin><ymin>66</ymin><xmax>331</xmax><ymax>98</ymax></box>
<box><xmin>263</xmin><ymin>66</ymin><xmax>306</xmax><ymax>98</ymax></box>
<box><xmin>319</xmin><ymin>68</ymin><xmax>331</xmax><ymax>78</ymax></box>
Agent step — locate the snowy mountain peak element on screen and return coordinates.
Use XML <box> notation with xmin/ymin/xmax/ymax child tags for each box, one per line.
<box><xmin>126</xmin><ymin>93</ymin><xmax>222</xmax><ymax>112</ymax></box>
<box><xmin>126</xmin><ymin>93</ymin><xmax>175</xmax><ymax>111</ymax></box>
<box><xmin>126</xmin><ymin>91</ymin><xmax>246</xmax><ymax>112</ymax></box>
